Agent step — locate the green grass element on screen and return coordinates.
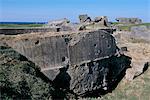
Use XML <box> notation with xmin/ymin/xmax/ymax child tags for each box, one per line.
<box><xmin>0</xmin><ymin>24</ymin><xmax>44</xmax><ymax>29</ymax></box>
<box><xmin>112</xmin><ymin>22</ymin><xmax>120</xmax><ymax>25</ymax></box>
<box><xmin>0</xmin><ymin>46</ymin><xmax>54</xmax><ymax>99</ymax></box>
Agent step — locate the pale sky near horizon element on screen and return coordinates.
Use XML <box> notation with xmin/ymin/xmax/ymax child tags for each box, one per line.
<box><xmin>0</xmin><ymin>0</ymin><xmax>150</xmax><ymax>22</ymax></box>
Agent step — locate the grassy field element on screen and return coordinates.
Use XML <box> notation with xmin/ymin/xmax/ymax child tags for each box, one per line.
<box><xmin>0</xmin><ymin>24</ymin><xmax>44</xmax><ymax>29</ymax></box>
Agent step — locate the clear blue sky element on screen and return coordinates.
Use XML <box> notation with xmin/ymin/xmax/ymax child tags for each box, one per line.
<box><xmin>0</xmin><ymin>0</ymin><xmax>149</xmax><ymax>22</ymax></box>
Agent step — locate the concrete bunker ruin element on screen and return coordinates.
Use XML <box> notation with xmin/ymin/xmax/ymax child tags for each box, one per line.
<box><xmin>4</xmin><ymin>15</ymin><xmax>131</xmax><ymax>96</ymax></box>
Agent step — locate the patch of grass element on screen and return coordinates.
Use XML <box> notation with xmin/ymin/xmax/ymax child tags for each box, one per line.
<box><xmin>0</xmin><ymin>46</ymin><xmax>54</xmax><ymax>99</ymax></box>
<box><xmin>114</xmin><ymin>23</ymin><xmax>150</xmax><ymax>31</ymax></box>
<box><xmin>119</xmin><ymin>26</ymin><xmax>130</xmax><ymax>31</ymax></box>
<box><xmin>137</xmin><ymin>23</ymin><xmax>150</xmax><ymax>26</ymax></box>
<box><xmin>112</xmin><ymin>22</ymin><xmax>120</xmax><ymax>25</ymax></box>
<box><xmin>0</xmin><ymin>24</ymin><xmax>44</xmax><ymax>29</ymax></box>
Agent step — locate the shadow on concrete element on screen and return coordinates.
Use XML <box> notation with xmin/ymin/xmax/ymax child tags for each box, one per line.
<box><xmin>51</xmin><ymin>66</ymin><xmax>72</xmax><ymax>99</ymax></box>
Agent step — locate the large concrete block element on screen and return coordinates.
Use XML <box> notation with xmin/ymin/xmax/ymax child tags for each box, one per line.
<box><xmin>6</xmin><ymin>29</ymin><xmax>127</xmax><ymax>96</ymax></box>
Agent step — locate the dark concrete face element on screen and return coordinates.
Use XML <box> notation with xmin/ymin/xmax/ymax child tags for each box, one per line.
<box><xmin>69</xmin><ymin>31</ymin><xmax>116</xmax><ymax>66</ymax></box>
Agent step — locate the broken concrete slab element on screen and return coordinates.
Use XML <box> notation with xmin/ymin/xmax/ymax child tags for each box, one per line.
<box><xmin>7</xmin><ymin>30</ymin><xmax>117</xmax><ymax>72</ymax></box>
<box><xmin>79</xmin><ymin>14</ymin><xmax>92</xmax><ymax>23</ymax></box>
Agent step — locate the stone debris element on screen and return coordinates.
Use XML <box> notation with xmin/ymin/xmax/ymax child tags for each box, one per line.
<box><xmin>44</xmin><ymin>18</ymin><xmax>76</xmax><ymax>32</ymax></box>
<box><xmin>47</xmin><ymin>18</ymin><xmax>70</xmax><ymax>27</ymax></box>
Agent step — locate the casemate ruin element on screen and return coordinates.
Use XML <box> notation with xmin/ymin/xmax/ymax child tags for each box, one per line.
<box><xmin>5</xmin><ymin>15</ymin><xmax>130</xmax><ymax>96</ymax></box>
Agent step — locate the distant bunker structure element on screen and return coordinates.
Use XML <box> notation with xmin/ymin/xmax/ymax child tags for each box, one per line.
<box><xmin>4</xmin><ymin>15</ymin><xmax>129</xmax><ymax>96</ymax></box>
<box><xmin>116</xmin><ymin>17</ymin><xmax>142</xmax><ymax>24</ymax></box>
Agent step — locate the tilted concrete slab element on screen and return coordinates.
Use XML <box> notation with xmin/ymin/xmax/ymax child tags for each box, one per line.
<box><xmin>7</xmin><ymin>29</ymin><xmax>117</xmax><ymax>80</ymax></box>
